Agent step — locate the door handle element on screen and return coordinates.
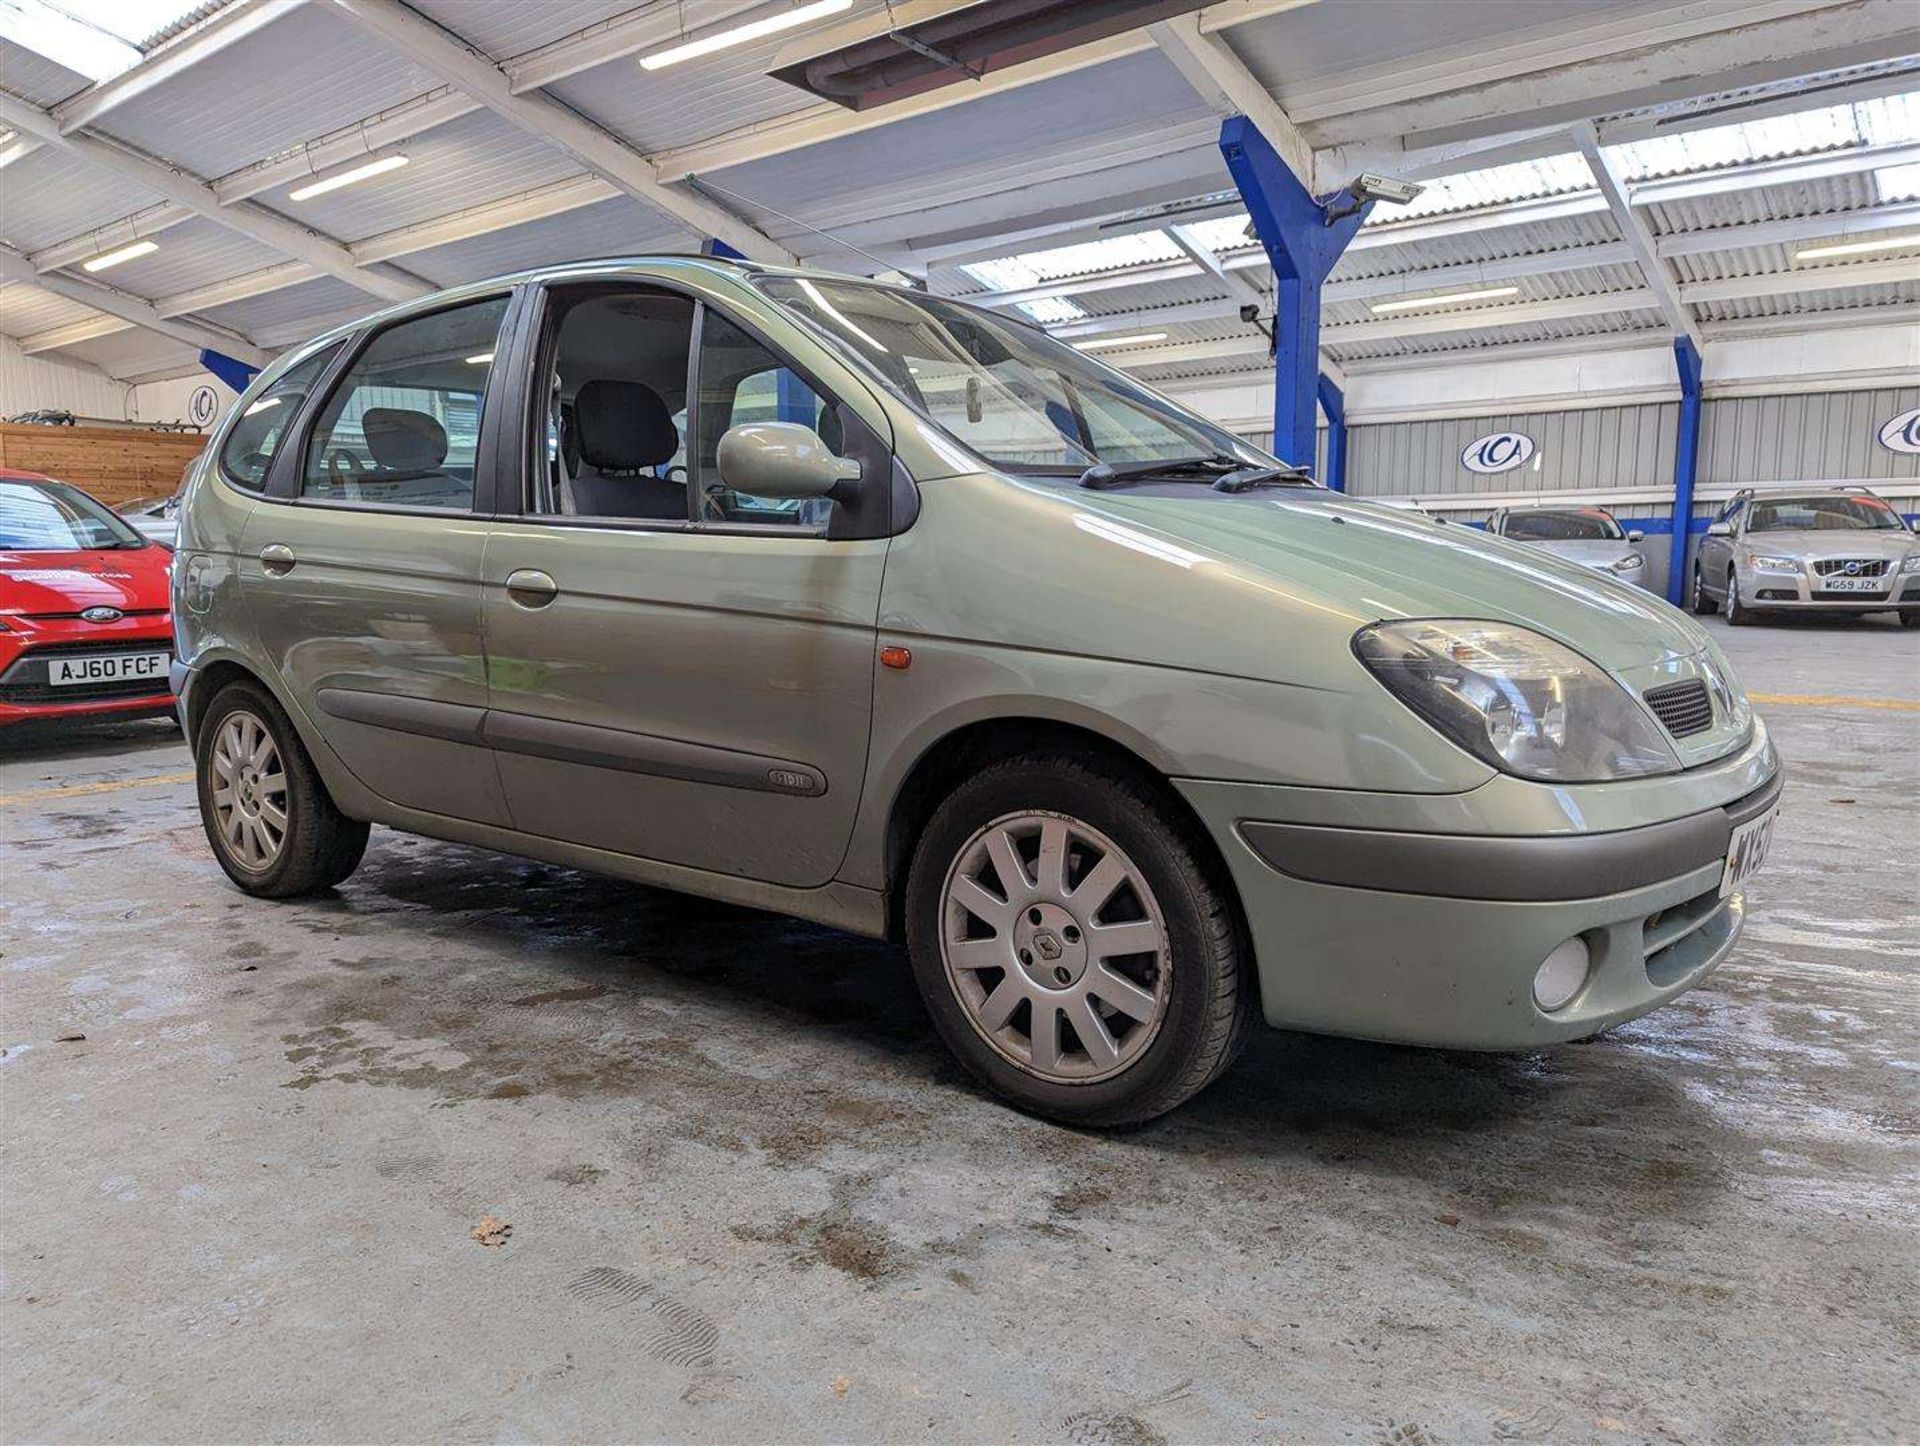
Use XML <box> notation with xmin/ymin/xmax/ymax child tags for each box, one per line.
<box><xmin>259</xmin><ymin>543</ymin><xmax>296</xmax><ymax>575</ymax></box>
<box><xmin>504</xmin><ymin>568</ymin><xmax>558</xmax><ymax>608</ymax></box>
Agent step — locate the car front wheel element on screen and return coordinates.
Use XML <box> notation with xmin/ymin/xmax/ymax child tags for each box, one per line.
<box><xmin>1724</xmin><ymin>571</ymin><xmax>1755</xmax><ymax>626</ymax></box>
<box><xmin>904</xmin><ymin>755</ymin><xmax>1254</xmax><ymax>1126</ymax></box>
<box><xmin>196</xmin><ymin>678</ymin><xmax>369</xmax><ymax>897</ymax></box>
<box><xmin>1690</xmin><ymin>564</ymin><xmax>1716</xmax><ymax>615</ymax></box>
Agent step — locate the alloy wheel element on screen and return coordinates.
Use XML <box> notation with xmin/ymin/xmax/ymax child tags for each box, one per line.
<box><xmin>209</xmin><ymin>709</ymin><xmax>288</xmax><ymax>871</ymax></box>
<box><xmin>938</xmin><ymin>810</ymin><xmax>1170</xmax><ymax>1084</ymax></box>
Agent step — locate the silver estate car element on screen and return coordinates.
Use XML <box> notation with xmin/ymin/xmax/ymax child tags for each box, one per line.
<box><xmin>1488</xmin><ymin>504</ymin><xmax>1650</xmax><ymax>588</ymax></box>
<box><xmin>171</xmin><ymin>258</ymin><xmax>1782</xmax><ymax>1125</ymax></box>
<box><xmin>1691</xmin><ymin>486</ymin><xmax>1920</xmax><ymax>626</ymax></box>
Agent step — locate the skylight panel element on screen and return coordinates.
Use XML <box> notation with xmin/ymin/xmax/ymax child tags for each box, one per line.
<box><xmin>1364</xmin><ymin>153</ymin><xmax>1592</xmax><ymax>224</ymax></box>
<box><xmin>1182</xmin><ymin>214</ymin><xmax>1259</xmax><ymax>255</ymax></box>
<box><xmin>0</xmin><ymin>0</ymin><xmax>139</xmax><ymax>81</ymax></box>
<box><xmin>960</xmin><ymin>230</ymin><xmax>1184</xmax><ymax>294</ymax></box>
<box><xmin>1604</xmin><ymin>94</ymin><xmax>1920</xmax><ymax>181</ymax></box>
<box><xmin>48</xmin><ymin>0</ymin><xmax>210</xmax><ymax>48</ymax></box>
<box><xmin>1017</xmin><ymin>296</ymin><xmax>1088</xmax><ymax>325</ymax></box>
<box><xmin>1875</xmin><ymin>160</ymin><xmax>1920</xmax><ymax>202</ymax></box>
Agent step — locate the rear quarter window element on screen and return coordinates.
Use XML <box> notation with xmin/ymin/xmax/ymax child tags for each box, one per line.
<box><xmin>218</xmin><ymin>344</ymin><xmax>344</xmax><ymax>491</ymax></box>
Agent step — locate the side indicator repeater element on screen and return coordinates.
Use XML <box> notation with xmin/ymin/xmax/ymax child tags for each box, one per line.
<box><xmin>880</xmin><ymin>646</ymin><xmax>912</xmax><ymax>671</ymax></box>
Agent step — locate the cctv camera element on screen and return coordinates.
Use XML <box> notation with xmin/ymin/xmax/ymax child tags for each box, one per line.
<box><xmin>1238</xmin><ymin>303</ymin><xmax>1260</xmax><ymax>324</ymax></box>
<box><xmin>1349</xmin><ymin>173</ymin><xmax>1425</xmax><ymax>206</ymax></box>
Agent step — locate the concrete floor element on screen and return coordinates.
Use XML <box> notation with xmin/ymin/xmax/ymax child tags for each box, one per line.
<box><xmin>3</xmin><ymin>614</ymin><xmax>1916</xmax><ymax>1445</ymax></box>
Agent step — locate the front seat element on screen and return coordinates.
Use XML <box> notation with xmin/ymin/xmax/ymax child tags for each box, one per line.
<box><xmin>567</xmin><ymin>379</ymin><xmax>687</xmax><ymax>520</ymax></box>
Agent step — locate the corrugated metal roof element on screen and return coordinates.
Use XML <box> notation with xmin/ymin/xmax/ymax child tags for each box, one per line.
<box><xmin>1692</xmin><ymin>281</ymin><xmax>1920</xmax><ymax>321</ymax></box>
<box><xmin>1333</xmin><ymin>213</ymin><xmax>1624</xmax><ymax>279</ymax></box>
<box><xmin>1641</xmin><ymin>172</ymin><xmax>1882</xmax><ymax>237</ymax></box>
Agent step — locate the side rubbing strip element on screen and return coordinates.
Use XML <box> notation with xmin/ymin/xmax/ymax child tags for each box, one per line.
<box><xmin>482</xmin><ymin>710</ymin><xmax>827</xmax><ymax>796</ymax></box>
<box><xmin>315</xmin><ymin>688</ymin><xmax>488</xmax><ymax>746</ymax></box>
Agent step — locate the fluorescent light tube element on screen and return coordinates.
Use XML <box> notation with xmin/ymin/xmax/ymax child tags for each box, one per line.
<box><xmin>1794</xmin><ymin>232</ymin><xmax>1920</xmax><ymax>261</ymax></box>
<box><xmin>1072</xmin><ymin>332</ymin><xmax>1168</xmax><ymax>350</ymax></box>
<box><xmin>639</xmin><ymin>0</ymin><xmax>853</xmax><ymax>70</ymax></box>
<box><xmin>465</xmin><ymin>353</ymin><xmax>495</xmax><ymax>365</ymax></box>
<box><xmin>289</xmin><ymin>154</ymin><xmax>410</xmax><ymax>201</ymax></box>
<box><xmin>1370</xmin><ymin>285</ymin><xmax>1519</xmax><ymax>314</ymax></box>
<box><xmin>82</xmin><ymin>240</ymin><xmax>158</xmax><ymax>272</ymax></box>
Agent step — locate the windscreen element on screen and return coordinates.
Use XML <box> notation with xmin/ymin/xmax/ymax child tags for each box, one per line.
<box><xmin>1503</xmin><ymin>510</ymin><xmax>1623</xmax><ymax>541</ymax></box>
<box><xmin>756</xmin><ymin>276</ymin><xmax>1272</xmax><ymax>474</ymax></box>
<box><xmin>1747</xmin><ymin>495</ymin><xmax>1907</xmax><ymax>532</ymax></box>
<box><xmin>0</xmin><ymin>480</ymin><xmax>146</xmax><ymax>551</ymax></box>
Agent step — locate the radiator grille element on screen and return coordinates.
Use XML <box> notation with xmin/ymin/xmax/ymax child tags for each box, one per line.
<box><xmin>1812</xmin><ymin>558</ymin><xmax>1890</xmax><ymax>578</ymax></box>
<box><xmin>1644</xmin><ymin>677</ymin><xmax>1714</xmax><ymax>739</ymax></box>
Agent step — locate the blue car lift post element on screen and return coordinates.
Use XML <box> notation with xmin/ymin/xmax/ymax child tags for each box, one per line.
<box><xmin>1668</xmin><ymin>336</ymin><xmax>1704</xmax><ymax>605</ymax></box>
<box><xmin>1218</xmin><ymin>114</ymin><xmax>1371</xmax><ymax>485</ymax></box>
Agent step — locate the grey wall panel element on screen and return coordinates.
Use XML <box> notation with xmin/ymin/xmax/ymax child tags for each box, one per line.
<box><xmin>1341</xmin><ymin>403</ymin><xmax>1681</xmax><ymax>497</ymax></box>
<box><xmin>1698</xmin><ymin>386</ymin><xmax>1920</xmax><ymax>484</ymax></box>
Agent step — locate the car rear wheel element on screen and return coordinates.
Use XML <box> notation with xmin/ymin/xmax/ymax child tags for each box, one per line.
<box><xmin>904</xmin><ymin>755</ymin><xmax>1254</xmax><ymax>1126</ymax></box>
<box><xmin>1724</xmin><ymin>571</ymin><xmax>1755</xmax><ymax>626</ymax></box>
<box><xmin>196</xmin><ymin>679</ymin><xmax>368</xmax><ymax>898</ymax></box>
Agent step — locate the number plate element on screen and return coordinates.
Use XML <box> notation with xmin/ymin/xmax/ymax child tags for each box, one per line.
<box><xmin>47</xmin><ymin>652</ymin><xmax>168</xmax><ymax>687</ymax></box>
<box><xmin>1720</xmin><ymin>804</ymin><xmax>1778</xmax><ymax>898</ymax></box>
<box><xmin>1818</xmin><ymin>576</ymin><xmax>1883</xmax><ymax>593</ymax></box>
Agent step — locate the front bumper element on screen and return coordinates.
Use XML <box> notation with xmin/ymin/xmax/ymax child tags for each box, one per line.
<box><xmin>1177</xmin><ymin>724</ymin><xmax>1781</xmax><ymax>1049</ymax></box>
<box><xmin>0</xmin><ymin>621</ymin><xmax>176</xmax><ymax>727</ymax></box>
<box><xmin>1739</xmin><ymin>563</ymin><xmax>1919</xmax><ymax>612</ymax></box>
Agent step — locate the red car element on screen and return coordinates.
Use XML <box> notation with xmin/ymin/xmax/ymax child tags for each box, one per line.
<box><xmin>0</xmin><ymin>468</ymin><xmax>176</xmax><ymax>729</ymax></box>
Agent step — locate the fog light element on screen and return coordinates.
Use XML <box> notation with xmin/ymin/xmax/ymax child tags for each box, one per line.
<box><xmin>1532</xmin><ymin>937</ymin><xmax>1591</xmax><ymax>1012</ymax></box>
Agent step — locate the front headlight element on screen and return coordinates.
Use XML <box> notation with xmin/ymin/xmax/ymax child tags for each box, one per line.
<box><xmin>1900</xmin><ymin>553</ymin><xmax>1920</xmax><ymax>573</ymax></box>
<box><xmin>1612</xmin><ymin>553</ymin><xmax>1644</xmax><ymax>571</ymax></box>
<box><xmin>1746</xmin><ymin>554</ymin><xmax>1799</xmax><ymax>572</ymax></box>
<box><xmin>1354</xmin><ymin>620</ymin><xmax>1682</xmax><ymax>782</ymax></box>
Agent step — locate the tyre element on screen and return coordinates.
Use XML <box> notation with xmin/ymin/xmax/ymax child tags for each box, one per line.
<box><xmin>1690</xmin><ymin>564</ymin><xmax>1716</xmax><ymax>615</ymax></box>
<box><xmin>1902</xmin><ymin>611</ymin><xmax>1920</xmax><ymax>629</ymax></box>
<box><xmin>195</xmin><ymin>678</ymin><xmax>369</xmax><ymax>897</ymax></box>
<box><xmin>903</xmin><ymin>754</ymin><xmax>1254</xmax><ymax>1126</ymax></box>
<box><xmin>1724</xmin><ymin>571</ymin><xmax>1754</xmax><ymax>626</ymax></box>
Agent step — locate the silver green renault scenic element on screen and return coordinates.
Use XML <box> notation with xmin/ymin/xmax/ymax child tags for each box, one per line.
<box><xmin>172</xmin><ymin>257</ymin><xmax>1781</xmax><ymax>1125</ymax></box>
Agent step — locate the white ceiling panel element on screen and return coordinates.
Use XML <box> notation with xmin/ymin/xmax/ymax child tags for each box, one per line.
<box><xmin>396</xmin><ymin>196</ymin><xmax>691</xmax><ymax>290</ymax></box>
<box><xmin>192</xmin><ymin>274</ymin><xmax>376</xmax><ymax>338</ymax></box>
<box><xmin>85</xmin><ymin>3</ymin><xmax>445</xmax><ymax>180</ymax></box>
<box><xmin>52</xmin><ymin>214</ymin><xmax>285</xmax><ymax>299</ymax></box>
<box><xmin>264</xmin><ymin>110</ymin><xmax>586</xmax><ymax>243</ymax></box>
<box><xmin>0</xmin><ymin>147</ymin><xmax>170</xmax><ymax>251</ymax></box>
<box><xmin>0</xmin><ymin>282</ymin><xmax>102</xmax><ymax>337</ymax></box>
<box><xmin>0</xmin><ymin>36</ymin><xmax>89</xmax><ymax>105</ymax></box>
<box><xmin>407</xmin><ymin>0</ymin><xmax>636</xmax><ymax>62</ymax></box>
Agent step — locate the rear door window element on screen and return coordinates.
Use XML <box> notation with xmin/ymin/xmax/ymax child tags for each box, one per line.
<box><xmin>300</xmin><ymin>296</ymin><xmax>510</xmax><ymax>510</ymax></box>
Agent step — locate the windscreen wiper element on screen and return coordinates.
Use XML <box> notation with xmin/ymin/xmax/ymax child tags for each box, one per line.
<box><xmin>1076</xmin><ymin>453</ymin><xmax>1246</xmax><ymax>490</ymax></box>
<box><xmin>1211</xmin><ymin>463</ymin><xmax>1318</xmax><ymax>493</ymax></box>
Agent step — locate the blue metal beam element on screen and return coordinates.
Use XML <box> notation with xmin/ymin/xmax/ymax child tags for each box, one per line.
<box><xmin>1315</xmin><ymin>371</ymin><xmax>1347</xmax><ymax>492</ymax></box>
<box><xmin>198</xmin><ymin>348</ymin><xmax>258</xmax><ymax>394</ymax></box>
<box><xmin>1219</xmin><ymin>114</ymin><xmax>1371</xmax><ymax>471</ymax></box>
<box><xmin>700</xmin><ymin>237</ymin><xmax>747</xmax><ymax>260</ymax></box>
<box><xmin>1668</xmin><ymin>335</ymin><xmax>1703</xmax><ymax>605</ymax></box>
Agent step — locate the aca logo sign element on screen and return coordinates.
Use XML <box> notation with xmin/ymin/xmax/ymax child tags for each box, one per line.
<box><xmin>1461</xmin><ymin>431</ymin><xmax>1536</xmax><ymax>474</ymax></box>
<box><xmin>1877</xmin><ymin>406</ymin><xmax>1920</xmax><ymax>455</ymax></box>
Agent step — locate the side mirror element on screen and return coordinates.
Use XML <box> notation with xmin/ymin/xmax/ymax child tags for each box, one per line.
<box><xmin>1626</xmin><ymin>529</ymin><xmax>1645</xmax><ymax>542</ymax></box>
<box><xmin>1706</xmin><ymin>521</ymin><xmax>1733</xmax><ymax>538</ymax></box>
<box><xmin>717</xmin><ymin>422</ymin><xmax>861</xmax><ymax>500</ymax></box>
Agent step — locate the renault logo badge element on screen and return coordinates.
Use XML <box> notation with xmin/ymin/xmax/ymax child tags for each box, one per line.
<box><xmin>80</xmin><ymin>606</ymin><xmax>123</xmax><ymax>623</ymax></box>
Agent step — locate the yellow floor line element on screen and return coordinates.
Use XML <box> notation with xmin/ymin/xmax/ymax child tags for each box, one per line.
<box><xmin>0</xmin><ymin>770</ymin><xmax>195</xmax><ymax>807</ymax></box>
<box><xmin>1751</xmin><ymin>692</ymin><xmax>1920</xmax><ymax>713</ymax></box>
